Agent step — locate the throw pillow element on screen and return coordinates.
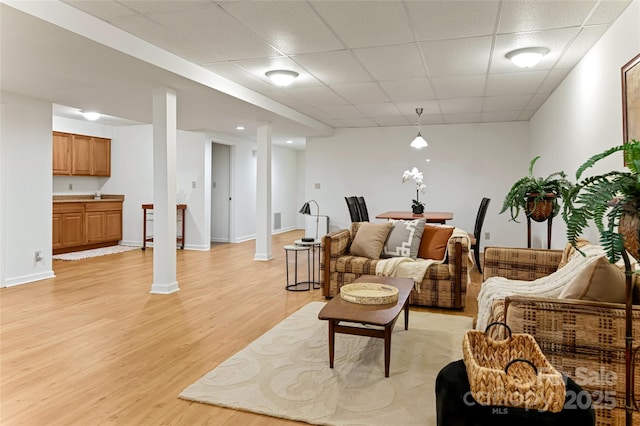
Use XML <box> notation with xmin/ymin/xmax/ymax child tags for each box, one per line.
<box><xmin>417</xmin><ymin>224</ymin><xmax>454</xmax><ymax>260</ymax></box>
<box><xmin>349</xmin><ymin>222</ymin><xmax>393</xmax><ymax>259</ymax></box>
<box><xmin>559</xmin><ymin>256</ymin><xmax>626</xmax><ymax>303</ymax></box>
<box><xmin>382</xmin><ymin>219</ymin><xmax>426</xmax><ymax>259</ymax></box>
<box><xmin>557</xmin><ymin>238</ymin><xmax>591</xmax><ymax>269</ymax></box>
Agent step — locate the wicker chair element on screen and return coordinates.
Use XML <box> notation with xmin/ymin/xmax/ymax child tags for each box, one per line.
<box><xmin>320</xmin><ymin>222</ymin><xmax>471</xmax><ymax>309</ymax></box>
<box><xmin>482</xmin><ymin>246</ymin><xmax>640</xmax><ymax>426</ymax></box>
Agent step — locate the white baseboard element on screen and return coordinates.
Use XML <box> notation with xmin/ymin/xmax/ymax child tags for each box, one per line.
<box><xmin>150</xmin><ymin>281</ymin><xmax>180</xmax><ymax>294</ymax></box>
<box><xmin>4</xmin><ymin>270</ymin><xmax>55</xmax><ymax>287</ymax></box>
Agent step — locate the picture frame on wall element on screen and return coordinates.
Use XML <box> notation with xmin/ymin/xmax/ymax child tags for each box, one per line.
<box><xmin>622</xmin><ymin>53</ymin><xmax>640</xmax><ymax>145</ymax></box>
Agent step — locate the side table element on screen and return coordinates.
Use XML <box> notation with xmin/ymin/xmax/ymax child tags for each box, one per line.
<box><xmin>294</xmin><ymin>239</ymin><xmax>321</xmax><ymax>290</ymax></box>
<box><xmin>284</xmin><ymin>245</ymin><xmax>312</xmax><ymax>291</ymax></box>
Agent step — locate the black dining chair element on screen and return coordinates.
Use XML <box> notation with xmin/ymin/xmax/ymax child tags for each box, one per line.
<box><xmin>356</xmin><ymin>196</ymin><xmax>370</xmax><ymax>222</ymax></box>
<box><xmin>469</xmin><ymin>197</ymin><xmax>491</xmax><ymax>274</ymax></box>
<box><xmin>345</xmin><ymin>196</ymin><xmax>361</xmax><ymax>222</ymax></box>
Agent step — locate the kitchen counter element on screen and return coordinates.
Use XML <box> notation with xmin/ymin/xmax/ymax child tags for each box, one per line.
<box><xmin>53</xmin><ymin>194</ymin><xmax>124</xmax><ymax>203</ymax></box>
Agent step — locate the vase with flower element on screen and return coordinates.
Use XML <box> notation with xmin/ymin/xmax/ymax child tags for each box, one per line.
<box><xmin>402</xmin><ymin>167</ymin><xmax>426</xmax><ymax>214</ymax></box>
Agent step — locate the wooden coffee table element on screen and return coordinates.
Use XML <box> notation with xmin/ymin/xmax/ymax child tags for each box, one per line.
<box><xmin>317</xmin><ymin>275</ymin><xmax>414</xmax><ymax>377</ymax></box>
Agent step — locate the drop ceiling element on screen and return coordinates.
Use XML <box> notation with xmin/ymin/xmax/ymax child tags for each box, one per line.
<box><xmin>1</xmin><ymin>0</ymin><xmax>632</xmax><ymax>147</ymax></box>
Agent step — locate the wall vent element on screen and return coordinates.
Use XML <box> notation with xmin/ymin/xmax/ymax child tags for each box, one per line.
<box><xmin>273</xmin><ymin>212</ymin><xmax>281</xmax><ymax>230</ymax></box>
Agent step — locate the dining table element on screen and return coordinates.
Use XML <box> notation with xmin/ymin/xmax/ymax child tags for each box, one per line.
<box><xmin>375</xmin><ymin>211</ymin><xmax>454</xmax><ymax>224</ymax></box>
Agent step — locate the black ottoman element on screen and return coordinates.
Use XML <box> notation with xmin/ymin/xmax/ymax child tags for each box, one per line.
<box><xmin>436</xmin><ymin>360</ymin><xmax>595</xmax><ymax>426</ymax></box>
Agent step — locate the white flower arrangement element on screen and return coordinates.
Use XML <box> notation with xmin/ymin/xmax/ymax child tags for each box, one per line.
<box><xmin>402</xmin><ymin>166</ymin><xmax>426</xmax><ymax>209</ymax></box>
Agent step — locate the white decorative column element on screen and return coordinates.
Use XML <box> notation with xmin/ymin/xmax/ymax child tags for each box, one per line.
<box><xmin>150</xmin><ymin>87</ymin><xmax>179</xmax><ymax>294</ymax></box>
<box><xmin>254</xmin><ymin>121</ymin><xmax>272</xmax><ymax>261</ymax></box>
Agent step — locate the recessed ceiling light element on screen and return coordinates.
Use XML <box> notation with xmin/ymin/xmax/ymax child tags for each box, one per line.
<box><xmin>82</xmin><ymin>111</ymin><xmax>101</xmax><ymax>121</ymax></box>
<box><xmin>286</xmin><ymin>140</ymin><xmax>293</xmax><ymax>144</ymax></box>
<box><xmin>265</xmin><ymin>70</ymin><xmax>299</xmax><ymax>87</ymax></box>
<box><xmin>506</xmin><ymin>47</ymin><xmax>549</xmax><ymax>68</ymax></box>
<box><xmin>235</xmin><ymin>125</ymin><xmax>245</xmax><ymax>131</ymax></box>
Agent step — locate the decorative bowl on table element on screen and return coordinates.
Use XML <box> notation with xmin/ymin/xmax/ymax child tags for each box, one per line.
<box><xmin>339</xmin><ymin>283</ymin><xmax>399</xmax><ymax>305</ymax></box>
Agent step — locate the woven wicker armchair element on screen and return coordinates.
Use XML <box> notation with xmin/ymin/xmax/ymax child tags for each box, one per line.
<box><xmin>320</xmin><ymin>222</ymin><xmax>470</xmax><ymax>309</ymax></box>
<box><xmin>483</xmin><ymin>246</ymin><xmax>640</xmax><ymax>426</ymax></box>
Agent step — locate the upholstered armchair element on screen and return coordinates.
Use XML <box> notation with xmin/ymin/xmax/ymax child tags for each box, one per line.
<box><xmin>320</xmin><ymin>222</ymin><xmax>471</xmax><ymax>309</ymax></box>
<box><xmin>482</xmin><ymin>245</ymin><xmax>640</xmax><ymax>426</ymax></box>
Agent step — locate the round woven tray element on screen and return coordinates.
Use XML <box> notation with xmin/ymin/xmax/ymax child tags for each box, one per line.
<box><xmin>340</xmin><ymin>283</ymin><xmax>399</xmax><ymax>305</ymax></box>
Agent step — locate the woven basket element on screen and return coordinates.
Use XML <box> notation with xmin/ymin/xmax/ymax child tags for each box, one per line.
<box><xmin>462</xmin><ymin>322</ymin><xmax>566</xmax><ymax>413</ymax></box>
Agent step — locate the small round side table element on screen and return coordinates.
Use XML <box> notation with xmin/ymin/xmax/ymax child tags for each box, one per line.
<box><xmin>284</xmin><ymin>244</ymin><xmax>312</xmax><ymax>291</ymax></box>
<box><xmin>294</xmin><ymin>239</ymin><xmax>321</xmax><ymax>290</ymax></box>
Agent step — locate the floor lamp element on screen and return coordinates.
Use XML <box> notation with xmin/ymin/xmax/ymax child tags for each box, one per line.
<box><xmin>299</xmin><ymin>200</ymin><xmax>319</xmax><ymax>242</ymax></box>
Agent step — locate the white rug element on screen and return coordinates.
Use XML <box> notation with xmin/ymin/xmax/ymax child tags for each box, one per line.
<box><xmin>180</xmin><ymin>301</ymin><xmax>473</xmax><ymax>426</ymax></box>
<box><xmin>52</xmin><ymin>245</ymin><xmax>139</xmax><ymax>260</ymax></box>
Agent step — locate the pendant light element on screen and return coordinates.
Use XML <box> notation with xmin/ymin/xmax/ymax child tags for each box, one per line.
<box><xmin>410</xmin><ymin>108</ymin><xmax>428</xmax><ymax>149</ymax></box>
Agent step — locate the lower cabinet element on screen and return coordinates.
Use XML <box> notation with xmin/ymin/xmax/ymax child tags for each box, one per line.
<box><xmin>53</xmin><ymin>201</ymin><xmax>123</xmax><ymax>254</ymax></box>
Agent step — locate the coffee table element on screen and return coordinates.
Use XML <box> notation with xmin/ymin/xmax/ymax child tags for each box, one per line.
<box><xmin>317</xmin><ymin>275</ymin><xmax>414</xmax><ymax>377</ymax></box>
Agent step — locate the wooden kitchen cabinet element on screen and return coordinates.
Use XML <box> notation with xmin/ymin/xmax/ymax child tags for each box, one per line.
<box><xmin>52</xmin><ymin>199</ymin><xmax>123</xmax><ymax>254</ymax></box>
<box><xmin>52</xmin><ymin>132</ymin><xmax>111</xmax><ymax>176</ymax></box>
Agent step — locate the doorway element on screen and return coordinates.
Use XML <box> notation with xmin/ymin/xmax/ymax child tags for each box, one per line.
<box><xmin>211</xmin><ymin>142</ymin><xmax>232</xmax><ymax>243</ymax></box>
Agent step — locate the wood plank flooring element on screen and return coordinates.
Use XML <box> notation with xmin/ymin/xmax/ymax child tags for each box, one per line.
<box><xmin>0</xmin><ymin>230</ymin><xmax>481</xmax><ymax>425</ymax></box>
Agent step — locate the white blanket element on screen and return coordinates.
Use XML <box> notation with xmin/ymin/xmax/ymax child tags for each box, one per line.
<box><xmin>375</xmin><ymin>228</ymin><xmax>473</xmax><ymax>292</ymax></box>
<box><xmin>475</xmin><ymin>244</ymin><xmax>607</xmax><ymax>331</ymax></box>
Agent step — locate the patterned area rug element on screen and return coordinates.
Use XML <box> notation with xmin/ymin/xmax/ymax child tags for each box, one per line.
<box><xmin>52</xmin><ymin>245</ymin><xmax>139</xmax><ymax>261</ymax></box>
<box><xmin>180</xmin><ymin>301</ymin><xmax>473</xmax><ymax>425</ymax></box>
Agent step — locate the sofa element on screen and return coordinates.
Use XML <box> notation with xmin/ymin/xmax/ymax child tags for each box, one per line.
<box><xmin>482</xmin><ymin>245</ymin><xmax>640</xmax><ymax>426</ymax></box>
<box><xmin>320</xmin><ymin>221</ymin><xmax>471</xmax><ymax>309</ymax></box>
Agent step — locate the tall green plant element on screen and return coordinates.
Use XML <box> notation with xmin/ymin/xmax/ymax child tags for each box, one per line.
<box><xmin>562</xmin><ymin>139</ymin><xmax>640</xmax><ymax>262</ymax></box>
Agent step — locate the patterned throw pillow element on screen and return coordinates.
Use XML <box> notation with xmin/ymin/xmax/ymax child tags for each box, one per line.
<box><xmin>382</xmin><ymin>219</ymin><xmax>426</xmax><ymax>259</ymax></box>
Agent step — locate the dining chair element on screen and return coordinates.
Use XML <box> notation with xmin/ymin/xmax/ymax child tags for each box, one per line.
<box><xmin>469</xmin><ymin>197</ymin><xmax>491</xmax><ymax>274</ymax></box>
<box><xmin>344</xmin><ymin>196</ymin><xmax>361</xmax><ymax>222</ymax></box>
<box><xmin>356</xmin><ymin>196</ymin><xmax>369</xmax><ymax>222</ymax></box>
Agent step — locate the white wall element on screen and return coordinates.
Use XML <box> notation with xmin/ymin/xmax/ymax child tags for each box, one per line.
<box><xmin>529</xmin><ymin>0</ymin><xmax>640</xmax><ymax>247</ymax></box>
<box><xmin>0</xmin><ymin>92</ymin><xmax>55</xmax><ymax>286</ymax></box>
<box><xmin>307</xmin><ymin>123</ymin><xmax>530</xmax><ymax>249</ymax></box>
<box><xmin>272</xmin><ymin>145</ymin><xmax>298</xmax><ymax>234</ymax></box>
<box><xmin>296</xmin><ymin>149</ymin><xmax>306</xmax><ymax>230</ymax></box>
<box><xmin>211</xmin><ymin>142</ymin><xmax>231</xmax><ymax>242</ymax></box>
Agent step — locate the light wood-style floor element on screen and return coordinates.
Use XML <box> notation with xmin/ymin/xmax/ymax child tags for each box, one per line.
<box><xmin>1</xmin><ymin>230</ymin><xmax>481</xmax><ymax>425</ymax></box>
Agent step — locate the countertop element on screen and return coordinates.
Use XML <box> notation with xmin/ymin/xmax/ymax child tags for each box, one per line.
<box><xmin>53</xmin><ymin>194</ymin><xmax>125</xmax><ymax>203</ymax></box>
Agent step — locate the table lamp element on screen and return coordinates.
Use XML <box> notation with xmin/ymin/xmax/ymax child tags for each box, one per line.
<box><xmin>299</xmin><ymin>200</ymin><xmax>319</xmax><ymax>242</ymax></box>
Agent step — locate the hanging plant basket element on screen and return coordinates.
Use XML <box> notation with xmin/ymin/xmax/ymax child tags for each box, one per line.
<box><xmin>619</xmin><ymin>202</ymin><xmax>640</xmax><ymax>263</ymax></box>
<box><xmin>526</xmin><ymin>193</ymin><xmax>556</xmax><ymax>222</ymax></box>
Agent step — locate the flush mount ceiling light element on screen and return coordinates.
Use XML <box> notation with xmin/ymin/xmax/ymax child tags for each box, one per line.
<box><xmin>506</xmin><ymin>47</ymin><xmax>549</xmax><ymax>68</ymax></box>
<box><xmin>410</xmin><ymin>108</ymin><xmax>428</xmax><ymax>149</ymax></box>
<box><xmin>235</xmin><ymin>125</ymin><xmax>245</xmax><ymax>130</ymax></box>
<box><xmin>265</xmin><ymin>69</ymin><xmax>299</xmax><ymax>87</ymax></box>
<box><xmin>82</xmin><ymin>111</ymin><xmax>101</xmax><ymax>121</ymax></box>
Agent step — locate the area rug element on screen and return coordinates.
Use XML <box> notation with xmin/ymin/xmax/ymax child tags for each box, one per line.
<box><xmin>52</xmin><ymin>245</ymin><xmax>139</xmax><ymax>260</ymax></box>
<box><xmin>179</xmin><ymin>301</ymin><xmax>473</xmax><ymax>425</ymax></box>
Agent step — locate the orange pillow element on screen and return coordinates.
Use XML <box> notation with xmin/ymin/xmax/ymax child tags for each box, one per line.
<box><xmin>417</xmin><ymin>225</ymin><xmax>454</xmax><ymax>260</ymax></box>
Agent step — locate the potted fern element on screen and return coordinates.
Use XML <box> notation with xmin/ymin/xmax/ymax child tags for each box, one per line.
<box><xmin>562</xmin><ymin>139</ymin><xmax>640</xmax><ymax>426</ymax></box>
<box><xmin>499</xmin><ymin>155</ymin><xmax>574</xmax><ymax>223</ymax></box>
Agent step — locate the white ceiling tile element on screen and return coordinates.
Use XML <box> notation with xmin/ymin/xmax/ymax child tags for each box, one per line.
<box><xmin>222</xmin><ymin>57</ymin><xmax>323</xmax><ymax>87</ymax></box>
<box><xmin>443</xmin><ymin>113</ymin><xmax>482</xmax><ymax>124</ymax></box>
<box><xmin>293</xmin><ymin>50</ymin><xmax>371</xmax><ymax>85</ymax></box>
<box><xmin>325</xmin><ymin>118</ymin><xmax>348</xmax><ymax>128</ymax></box>
<box><xmin>485</xmin><ymin>71</ymin><xmax>548</xmax><ymax>97</ymax></box>
<box><xmin>481</xmin><ymin>111</ymin><xmax>523</xmax><ymax>122</ymax></box>
<box><xmin>395</xmin><ymin>101</ymin><xmax>441</xmax><ymax>116</ymax></box>
<box><xmin>220</xmin><ymin>1</ymin><xmax>344</xmax><ymax>55</ymax></box>
<box><xmin>421</xmin><ymin>36</ymin><xmax>492</xmax><ymax>77</ymax></box>
<box><xmin>146</xmin><ymin>4</ymin><xmax>280</xmax><ymax>60</ymax></box>
<box><xmin>518</xmin><ymin>110</ymin><xmax>537</xmax><ymax>121</ymax></box>
<box><xmin>430</xmin><ymin>76</ymin><xmax>486</xmax><ymax>98</ymax></box>
<box><xmin>317</xmin><ymin>104</ymin><xmax>366</xmax><ymax>120</ymax></box>
<box><xmin>407</xmin><ymin>1</ymin><xmax>499</xmax><ymax>41</ymax></box>
<box><xmin>286</xmin><ymin>86</ymin><xmax>347</xmax><ymax>106</ymax></box>
<box><xmin>587</xmin><ymin>0</ymin><xmax>633</xmax><ymax>25</ymax></box>
<box><xmin>418</xmin><ymin>114</ymin><xmax>444</xmax><ymax>125</ymax></box>
<box><xmin>439</xmin><ymin>98</ymin><xmax>483</xmax><ymax>114</ymax></box>
<box><xmin>537</xmin><ymin>68</ymin><xmax>571</xmax><ymax>94</ymax></box>
<box><xmin>354</xmin><ymin>44</ymin><xmax>426</xmax><ymax>80</ymax></box>
<box><xmin>372</xmin><ymin>116</ymin><xmax>412</xmax><ymax>126</ymax></box>
<box><xmin>379</xmin><ymin>79</ymin><xmax>435</xmax><ymax>102</ymax></box>
<box><xmin>310</xmin><ymin>1</ymin><xmax>413</xmax><ymax>48</ymax></box>
<box><xmin>527</xmin><ymin>94</ymin><xmax>551</xmax><ymax>111</ymax></box>
<box><xmin>203</xmin><ymin>62</ymin><xmax>275</xmax><ymax>92</ymax></box>
<box><xmin>482</xmin><ymin>95</ymin><xmax>532</xmax><ymax>112</ymax></box>
<box><xmin>498</xmin><ymin>1</ymin><xmax>596</xmax><ymax>33</ymax></box>
<box><xmin>340</xmin><ymin>118</ymin><xmax>379</xmax><ymax>128</ymax></box>
<box><xmin>331</xmin><ymin>83</ymin><xmax>390</xmax><ymax>104</ymax></box>
<box><xmin>491</xmin><ymin>28</ymin><xmax>580</xmax><ymax>74</ymax></box>
<box><xmin>555</xmin><ymin>26</ymin><xmax>608</xmax><ymax>69</ymax></box>
<box><xmin>64</xmin><ymin>0</ymin><xmax>137</xmax><ymax>18</ymax></box>
<box><xmin>355</xmin><ymin>103</ymin><xmax>402</xmax><ymax>117</ymax></box>
<box><xmin>119</xmin><ymin>0</ymin><xmax>210</xmax><ymax>14</ymax></box>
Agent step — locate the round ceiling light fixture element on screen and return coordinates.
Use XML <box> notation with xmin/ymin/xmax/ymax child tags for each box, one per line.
<box><xmin>265</xmin><ymin>69</ymin><xmax>299</xmax><ymax>87</ymax></box>
<box><xmin>506</xmin><ymin>47</ymin><xmax>549</xmax><ymax>68</ymax></box>
<box><xmin>82</xmin><ymin>111</ymin><xmax>101</xmax><ymax>121</ymax></box>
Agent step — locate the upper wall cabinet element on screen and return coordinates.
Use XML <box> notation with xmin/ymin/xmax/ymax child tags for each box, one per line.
<box><xmin>53</xmin><ymin>131</ymin><xmax>111</xmax><ymax>177</ymax></box>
